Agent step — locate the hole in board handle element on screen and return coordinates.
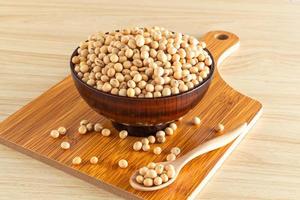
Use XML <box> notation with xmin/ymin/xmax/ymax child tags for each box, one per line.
<box><xmin>215</xmin><ymin>34</ymin><xmax>229</xmax><ymax>40</ymax></box>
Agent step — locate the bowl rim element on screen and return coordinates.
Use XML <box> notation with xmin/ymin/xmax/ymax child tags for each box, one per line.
<box><xmin>70</xmin><ymin>47</ymin><xmax>215</xmax><ymax>101</ymax></box>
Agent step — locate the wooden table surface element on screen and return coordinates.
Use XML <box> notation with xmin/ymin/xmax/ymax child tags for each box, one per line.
<box><xmin>0</xmin><ymin>0</ymin><xmax>299</xmax><ymax>199</ymax></box>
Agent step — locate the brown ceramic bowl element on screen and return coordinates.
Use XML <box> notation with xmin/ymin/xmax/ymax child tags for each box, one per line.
<box><xmin>70</xmin><ymin>48</ymin><xmax>215</xmax><ymax>136</ymax></box>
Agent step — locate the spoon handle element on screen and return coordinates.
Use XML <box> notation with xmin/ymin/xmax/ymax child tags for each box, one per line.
<box><xmin>173</xmin><ymin>123</ymin><xmax>247</xmax><ymax>169</ymax></box>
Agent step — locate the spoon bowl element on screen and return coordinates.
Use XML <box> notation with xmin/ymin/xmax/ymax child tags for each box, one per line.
<box><xmin>129</xmin><ymin>163</ymin><xmax>178</xmax><ymax>192</ymax></box>
<box><xmin>129</xmin><ymin>123</ymin><xmax>247</xmax><ymax>191</ymax></box>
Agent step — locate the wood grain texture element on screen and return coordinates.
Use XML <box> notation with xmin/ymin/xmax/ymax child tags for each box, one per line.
<box><xmin>0</xmin><ymin>0</ymin><xmax>299</xmax><ymax>200</ymax></box>
<box><xmin>0</xmin><ymin>30</ymin><xmax>262</xmax><ymax>200</ymax></box>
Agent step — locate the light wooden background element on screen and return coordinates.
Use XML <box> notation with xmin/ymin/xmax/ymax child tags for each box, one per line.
<box><xmin>0</xmin><ymin>0</ymin><xmax>299</xmax><ymax>199</ymax></box>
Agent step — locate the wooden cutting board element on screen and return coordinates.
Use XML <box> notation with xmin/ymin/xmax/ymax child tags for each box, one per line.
<box><xmin>0</xmin><ymin>31</ymin><xmax>262</xmax><ymax>200</ymax></box>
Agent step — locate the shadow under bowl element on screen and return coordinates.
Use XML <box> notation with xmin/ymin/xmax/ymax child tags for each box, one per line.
<box><xmin>70</xmin><ymin>48</ymin><xmax>215</xmax><ymax>136</ymax></box>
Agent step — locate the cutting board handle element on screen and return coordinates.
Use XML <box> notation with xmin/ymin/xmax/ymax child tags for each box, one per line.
<box><xmin>200</xmin><ymin>31</ymin><xmax>240</xmax><ymax>66</ymax></box>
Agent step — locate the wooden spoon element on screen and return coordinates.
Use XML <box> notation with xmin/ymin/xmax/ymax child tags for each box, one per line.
<box><xmin>129</xmin><ymin>123</ymin><xmax>247</xmax><ymax>191</ymax></box>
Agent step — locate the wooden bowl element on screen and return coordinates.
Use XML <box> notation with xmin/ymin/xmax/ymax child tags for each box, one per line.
<box><xmin>70</xmin><ymin>48</ymin><xmax>215</xmax><ymax>136</ymax></box>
